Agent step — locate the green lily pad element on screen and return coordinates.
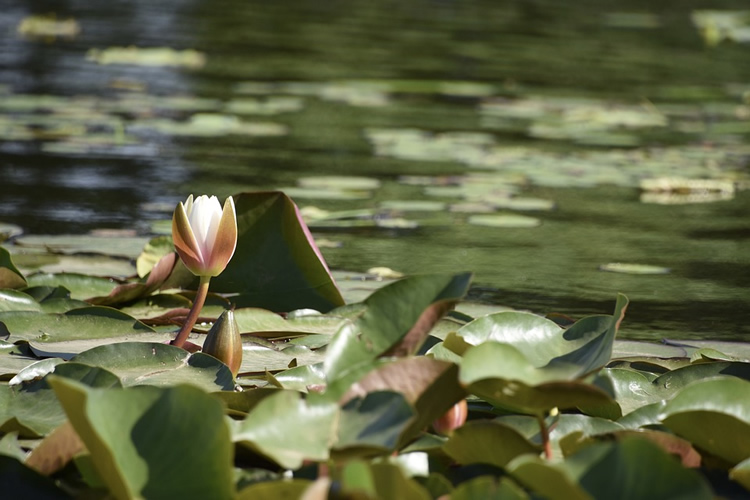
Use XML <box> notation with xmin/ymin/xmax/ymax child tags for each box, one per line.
<box><xmin>443</xmin><ymin>420</ymin><xmax>540</xmax><ymax>467</ymax></box>
<box><xmin>210</xmin><ymin>191</ymin><xmax>345</xmax><ymax>312</ymax></box>
<box><xmin>14</xmin><ymin>235</ymin><xmax>149</xmax><ymax>260</ymax></box>
<box><xmin>334</xmin><ymin>391</ymin><xmax>416</xmax><ymax>456</ymax></box>
<box><xmin>236</xmin><ymin>479</ymin><xmax>313</xmax><ymax>499</ymax></box>
<box><xmin>232</xmin><ymin>390</ymin><xmax>338</xmax><ymax>469</ymax></box>
<box><xmin>69</xmin><ymin>342</ymin><xmax>234</xmax><ymax>391</ymax></box>
<box><xmin>324</xmin><ymin>272</ymin><xmax>472</xmax><ymax>381</ymax></box>
<box><xmin>599</xmin><ymin>263</ymin><xmax>671</xmax><ymax>275</ymax></box>
<box><xmin>49</xmin><ymin>378</ymin><xmax>234</xmax><ymax>500</ymax></box>
<box><xmin>508</xmin><ymin>437</ymin><xmax>712</xmax><ymax>500</ymax></box>
<box><xmin>0</xmin><ymin>289</ymin><xmax>41</xmax><ymax>312</ymax></box>
<box><xmin>730</xmin><ymin>456</ymin><xmax>750</xmax><ymax>492</ymax></box>
<box><xmin>0</xmin><ymin>307</ymin><xmax>154</xmax><ymax>344</ymax></box>
<box><xmin>467</xmin><ymin>214</ymin><xmax>541</xmax><ymax>228</ymax></box>
<box><xmin>233</xmin><ymin>307</ymin><xmax>348</xmax><ymax>338</ymax></box>
<box><xmin>298</xmin><ymin>176</ymin><xmax>381</xmax><ymax>191</ymax></box>
<box><xmin>659</xmin><ymin>376</ymin><xmax>750</xmax><ymax>465</ymax></box>
<box><xmin>24</xmin><ymin>273</ymin><xmax>118</xmax><ymax>301</ymax></box>
<box><xmin>239</xmin><ymin>343</ymin><xmax>326</xmax><ymax>374</ymax></box>
<box><xmin>85</xmin><ymin>46</ymin><xmax>207</xmax><ymax>68</ymax></box>
<box><xmin>459</xmin><ymin>342</ymin><xmax>619</xmax><ymax>417</ymax></box>
<box><xmin>450</xmin><ymin>476</ymin><xmax>528</xmax><ymax>500</ymax></box>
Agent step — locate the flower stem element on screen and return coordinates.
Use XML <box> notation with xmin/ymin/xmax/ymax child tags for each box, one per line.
<box><xmin>172</xmin><ymin>276</ymin><xmax>211</xmax><ymax>348</ymax></box>
<box><xmin>537</xmin><ymin>413</ymin><xmax>553</xmax><ymax>460</ymax></box>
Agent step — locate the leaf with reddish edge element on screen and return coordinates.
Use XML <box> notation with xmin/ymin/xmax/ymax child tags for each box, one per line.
<box><xmin>325</xmin><ymin>272</ymin><xmax>472</xmax><ymax>382</ymax></box>
<box><xmin>210</xmin><ymin>191</ymin><xmax>345</xmax><ymax>312</ymax></box>
<box><xmin>339</xmin><ymin>357</ymin><xmax>466</xmax><ymax>446</ymax></box>
<box><xmin>87</xmin><ymin>252</ymin><xmax>177</xmax><ymax>306</ymax></box>
<box><xmin>0</xmin><ymin>247</ymin><xmax>26</xmax><ymax>289</ymax></box>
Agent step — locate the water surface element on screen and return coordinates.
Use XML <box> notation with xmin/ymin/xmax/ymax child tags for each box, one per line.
<box><xmin>1</xmin><ymin>0</ymin><xmax>749</xmax><ymax>340</ymax></box>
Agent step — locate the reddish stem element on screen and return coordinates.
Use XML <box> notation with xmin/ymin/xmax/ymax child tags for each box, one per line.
<box><xmin>171</xmin><ymin>276</ymin><xmax>211</xmax><ymax>348</ymax></box>
<box><xmin>537</xmin><ymin>413</ymin><xmax>553</xmax><ymax>460</ymax></box>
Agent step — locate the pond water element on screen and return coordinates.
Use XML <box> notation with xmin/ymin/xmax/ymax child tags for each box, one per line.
<box><xmin>1</xmin><ymin>1</ymin><xmax>749</xmax><ymax>341</ymax></box>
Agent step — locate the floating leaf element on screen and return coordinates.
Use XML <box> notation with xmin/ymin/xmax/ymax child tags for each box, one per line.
<box><xmin>0</xmin><ymin>289</ymin><xmax>41</xmax><ymax>312</ymax></box>
<box><xmin>0</xmin><ymin>307</ymin><xmax>154</xmax><ymax>344</ymax></box>
<box><xmin>467</xmin><ymin>214</ymin><xmax>541</xmax><ymax>228</ymax></box>
<box><xmin>599</xmin><ymin>263</ymin><xmax>671</xmax><ymax>275</ymax></box>
<box><xmin>70</xmin><ymin>343</ymin><xmax>234</xmax><ymax>391</ymax></box>
<box><xmin>209</xmin><ymin>192</ymin><xmax>344</xmax><ymax>312</ymax></box>
<box><xmin>324</xmin><ymin>272</ymin><xmax>472</xmax><ymax>381</ymax></box>
<box><xmin>335</xmin><ymin>391</ymin><xmax>416</xmax><ymax>456</ymax></box>
<box><xmin>49</xmin><ymin>378</ymin><xmax>233</xmax><ymax>500</ymax></box>
<box><xmin>459</xmin><ymin>342</ymin><xmax>618</xmax><ymax>416</ymax></box>
<box><xmin>86</xmin><ymin>46</ymin><xmax>206</xmax><ymax>68</ymax></box>
<box><xmin>0</xmin><ymin>247</ymin><xmax>26</xmax><ymax>289</ymax></box>
<box><xmin>232</xmin><ymin>390</ymin><xmax>337</xmax><ymax>468</ymax></box>
<box><xmin>450</xmin><ymin>476</ymin><xmax>528</xmax><ymax>500</ymax></box>
<box><xmin>24</xmin><ymin>273</ymin><xmax>118</xmax><ymax>301</ymax></box>
<box><xmin>443</xmin><ymin>420</ymin><xmax>540</xmax><ymax>467</ymax></box>
<box><xmin>236</xmin><ymin>479</ymin><xmax>313</xmax><ymax>499</ymax></box>
<box><xmin>659</xmin><ymin>376</ymin><xmax>750</xmax><ymax>465</ymax></box>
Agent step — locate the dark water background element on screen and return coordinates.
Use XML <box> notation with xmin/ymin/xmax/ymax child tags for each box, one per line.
<box><xmin>1</xmin><ymin>0</ymin><xmax>749</xmax><ymax>340</ymax></box>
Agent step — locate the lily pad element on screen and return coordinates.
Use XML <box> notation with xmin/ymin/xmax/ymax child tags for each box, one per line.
<box><xmin>210</xmin><ymin>192</ymin><xmax>345</xmax><ymax>312</ymax></box>
<box><xmin>467</xmin><ymin>214</ymin><xmax>541</xmax><ymax>228</ymax></box>
<box><xmin>49</xmin><ymin>378</ymin><xmax>234</xmax><ymax>500</ymax></box>
<box><xmin>599</xmin><ymin>263</ymin><xmax>671</xmax><ymax>275</ymax></box>
<box><xmin>0</xmin><ymin>307</ymin><xmax>154</xmax><ymax>344</ymax></box>
<box><xmin>0</xmin><ymin>248</ymin><xmax>26</xmax><ymax>289</ymax></box>
<box><xmin>659</xmin><ymin>376</ymin><xmax>750</xmax><ymax>465</ymax></box>
<box><xmin>232</xmin><ymin>390</ymin><xmax>338</xmax><ymax>469</ymax></box>
<box><xmin>70</xmin><ymin>342</ymin><xmax>235</xmax><ymax>391</ymax></box>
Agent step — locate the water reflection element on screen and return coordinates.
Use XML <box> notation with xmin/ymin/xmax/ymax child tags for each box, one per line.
<box><xmin>1</xmin><ymin>0</ymin><xmax>749</xmax><ymax>340</ymax></box>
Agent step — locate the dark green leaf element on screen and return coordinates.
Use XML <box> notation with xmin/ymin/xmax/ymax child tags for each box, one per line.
<box><xmin>443</xmin><ymin>420</ymin><xmax>540</xmax><ymax>467</ymax></box>
<box><xmin>0</xmin><ymin>455</ymin><xmax>70</xmax><ymax>499</ymax></box>
<box><xmin>210</xmin><ymin>191</ymin><xmax>345</xmax><ymax>312</ymax></box>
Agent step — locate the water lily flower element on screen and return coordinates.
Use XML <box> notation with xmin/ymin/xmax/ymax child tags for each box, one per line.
<box><xmin>170</xmin><ymin>194</ymin><xmax>237</xmax><ymax>348</ymax></box>
<box><xmin>172</xmin><ymin>194</ymin><xmax>237</xmax><ymax>278</ymax></box>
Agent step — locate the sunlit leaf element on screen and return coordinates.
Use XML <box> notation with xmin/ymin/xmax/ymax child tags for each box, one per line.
<box><xmin>0</xmin><ymin>289</ymin><xmax>40</xmax><ymax>312</ymax></box>
<box><xmin>71</xmin><ymin>342</ymin><xmax>234</xmax><ymax>391</ymax></box>
<box><xmin>49</xmin><ymin>378</ymin><xmax>233</xmax><ymax>500</ymax></box>
<box><xmin>0</xmin><ymin>247</ymin><xmax>26</xmax><ymax>289</ymax></box>
<box><xmin>325</xmin><ymin>272</ymin><xmax>471</xmax><ymax>381</ymax></box>
<box><xmin>659</xmin><ymin>376</ymin><xmax>750</xmax><ymax>465</ymax></box>
<box><xmin>232</xmin><ymin>390</ymin><xmax>337</xmax><ymax>469</ymax></box>
<box><xmin>0</xmin><ymin>307</ymin><xmax>154</xmax><ymax>344</ymax></box>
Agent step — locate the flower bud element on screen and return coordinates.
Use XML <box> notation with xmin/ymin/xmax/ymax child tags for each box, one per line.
<box><xmin>202</xmin><ymin>309</ymin><xmax>243</xmax><ymax>377</ymax></box>
<box><xmin>432</xmin><ymin>399</ymin><xmax>468</xmax><ymax>436</ymax></box>
<box><xmin>172</xmin><ymin>194</ymin><xmax>237</xmax><ymax>277</ymax></box>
